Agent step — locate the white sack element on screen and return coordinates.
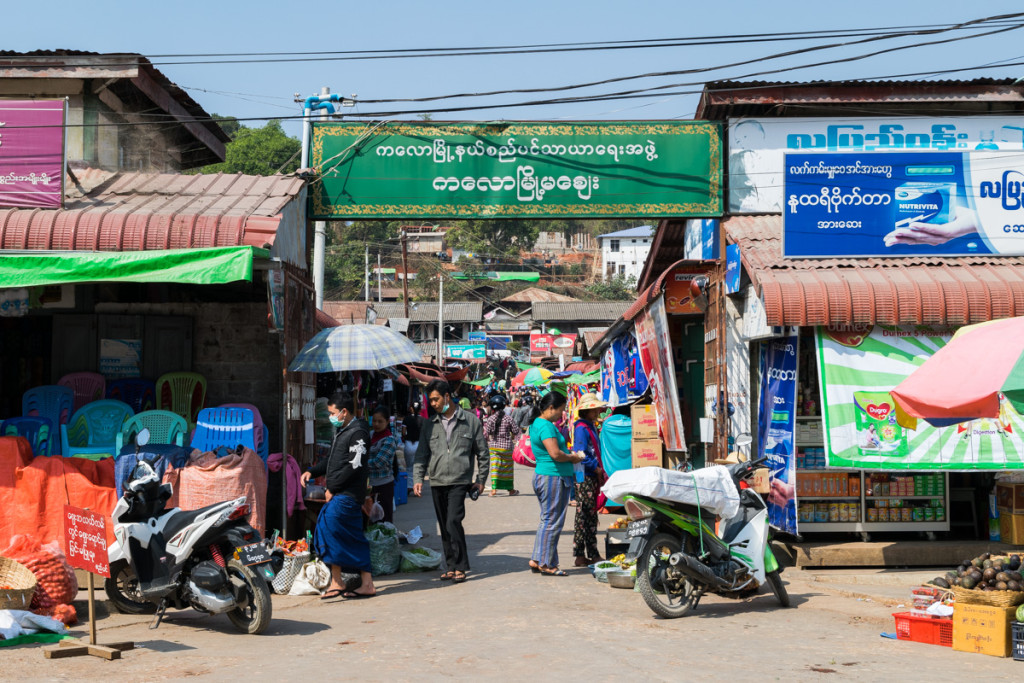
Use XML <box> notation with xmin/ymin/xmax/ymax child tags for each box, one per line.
<box><xmin>0</xmin><ymin>609</ymin><xmax>67</xmax><ymax>639</ymax></box>
<box><xmin>601</xmin><ymin>465</ymin><xmax>741</xmax><ymax>520</ymax></box>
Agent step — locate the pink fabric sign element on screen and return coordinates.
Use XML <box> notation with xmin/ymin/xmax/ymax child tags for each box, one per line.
<box><xmin>0</xmin><ymin>100</ymin><xmax>65</xmax><ymax>209</ymax></box>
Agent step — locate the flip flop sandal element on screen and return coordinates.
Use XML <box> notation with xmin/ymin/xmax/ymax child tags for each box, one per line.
<box><xmin>440</xmin><ymin>571</ymin><xmax>455</xmax><ymax>581</ymax></box>
<box><xmin>539</xmin><ymin>568</ymin><xmax>568</xmax><ymax>576</ymax></box>
<box><xmin>528</xmin><ymin>563</ymin><xmax>541</xmax><ymax>573</ymax></box>
<box><xmin>320</xmin><ymin>588</ymin><xmax>345</xmax><ymax>600</ymax></box>
<box><xmin>342</xmin><ymin>591</ymin><xmax>376</xmax><ymax>599</ymax></box>
<box><xmin>508</xmin><ymin>490</ymin><xmax>519</xmax><ymax>496</ymax></box>
<box><xmin>452</xmin><ymin>572</ymin><xmax>468</xmax><ymax>583</ymax></box>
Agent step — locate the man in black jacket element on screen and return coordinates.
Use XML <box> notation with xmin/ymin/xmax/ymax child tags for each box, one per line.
<box><xmin>300</xmin><ymin>391</ymin><xmax>376</xmax><ymax>599</ymax></box>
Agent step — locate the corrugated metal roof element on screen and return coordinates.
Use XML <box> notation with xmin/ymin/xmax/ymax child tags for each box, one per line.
<box><xmin>374</xmin><ymin>301</ymin><xmax>482</xmax><ymax>323</ymax></box>
<box><xmin>0</xmin><ymin>171</ymin><xmax>305</xmax><ymax>253</ymax></box>
<box><xmin>596</xmin><ymin>226</ymin><xmax>654</xmax><ymax>240</ymax></box>
<box><xmin>500</xmin><ymin>287</ymin><xmax>578</xmax><ymax>303</ymax></box>
<box><xmin>578</xmin><ymin>327</ymin><xmax>608</xmax><ymax>350</ymax></box>
<box><xmin>322</xmin><ymin>301</ymin><xmax>372</xmax><ymax>324</ymax></box>
<box><xmin>698</xmin><ymin>79</ymin><xmax>1024</xmax><ymax>120</ymax></box>
<box><xmin>725</xmin><ymin>215</ymin><xmax>1024</xmax><ymax>326</ymax></box>
<box><xmin>638</xmin><ymin>219</ymin><xmax>689</xmax><ymax>291</ymax></box>
<box><xmin>532</xmin><ymin>301</ymin><xmax>631</xmax><ymax>322</ymax></box>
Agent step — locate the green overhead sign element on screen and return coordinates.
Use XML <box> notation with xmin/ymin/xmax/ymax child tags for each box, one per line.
<box><xmin>309</xmin><ymin>121</ymin><xmax>722</xmax><ymax>219</ymax></box>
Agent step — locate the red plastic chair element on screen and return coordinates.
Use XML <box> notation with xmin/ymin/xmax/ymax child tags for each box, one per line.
<box><xmin>58</xmin><ymin>372</ymin><xmax>106</xmax><ymax>414</ymax></box>
<box><xmin>155</xmin><ymin>372</ymin><xmax>207</xmax><ymax>425</ymax></box>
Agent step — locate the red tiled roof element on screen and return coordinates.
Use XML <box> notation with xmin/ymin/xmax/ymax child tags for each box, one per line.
<box><xmin>315</xmin><ymin>309</ymin><xmax>341</xmax><ymax>329</ymax></box>
<box><xmin>0</xmin><ymin>171</ymin><xmax>305</xmax><ymax>252</ymax></box>
<box><xmin>725</xmin><ymin>215</ymin><xmax>1024</xmax><ymax>326</ymax></box>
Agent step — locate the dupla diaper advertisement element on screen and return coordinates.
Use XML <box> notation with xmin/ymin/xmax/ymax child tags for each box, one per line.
<box><xmin>816</xmin><ymin>325</ymin><xmax>1024</xmax><ymax>470</ymax></box>
<box><xmin>783</xmin><ymin>150</ymin><xmax>1024</xmax><ymax>258</ymax></box>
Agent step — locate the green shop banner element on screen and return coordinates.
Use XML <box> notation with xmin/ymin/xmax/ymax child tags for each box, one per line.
<box><xmin>816</xmin><ymin>324</ymin><xmax>1024</xmax><ymax>470</ymax></box>
<box><xmin>308</xmin><ymin>121</ymin><xmax>722</xmax><ymax>219</ymax></box>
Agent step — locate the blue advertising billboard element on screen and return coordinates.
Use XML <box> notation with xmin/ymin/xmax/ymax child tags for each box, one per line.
<box><xmin>757</xmin><ymin>333</ymin><xmax>799</xmax><ymax>535</ymax></box>
<box><xmin>783</xmin><ymin>151</ymin><xmax>1024</xmax><ymax>258</ymax></box>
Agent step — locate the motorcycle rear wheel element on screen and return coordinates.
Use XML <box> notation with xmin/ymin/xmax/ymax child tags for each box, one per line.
<box><xmin>636</xmin><ymin>532</ymin><xmax>700</xmax><ymax>619</ymax></box>
<box><xmin>225</xmin><ymin>559</ymin><xmax>272</xmax><ymax>634</ymax></box>
<box><xmin>766</xmin><ymin>569</ymin><xmax>790</xmax><ymax>607</ymax></box>
<box><xmin>104</xmin><ymin>561</ymin><xmax>157</xmax><ymax>615</ymax></box>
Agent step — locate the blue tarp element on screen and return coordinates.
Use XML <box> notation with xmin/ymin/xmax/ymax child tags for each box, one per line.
<box><xmin>600</xmin><ymin>414</ymin><xmax>633</xmax><ymax>504</ymax></box>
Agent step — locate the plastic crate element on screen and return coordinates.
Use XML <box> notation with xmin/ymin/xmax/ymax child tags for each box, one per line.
<box><xmin>893</xmin><ymin>612</ymin><xmax>953</xmax><ymax>647</ymax></box>
<box><xmin>1013</xmin><ymin>621</ymin><xmax>1024</xmax><ymax>661</ymax></box>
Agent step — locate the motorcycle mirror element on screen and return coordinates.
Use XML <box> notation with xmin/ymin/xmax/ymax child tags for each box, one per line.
<box><xmin>734</xmin><ymin>433</ymin><xmax>753</xmax><ymax>448</ymax></box>
<box><xmin>137</xmin><ymin>428</ymin><xmax>151</xmax><ymax>447</ymax></box>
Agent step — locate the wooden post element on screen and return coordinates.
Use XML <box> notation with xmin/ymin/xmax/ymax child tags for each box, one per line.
<box><xmin>88</xmin><ymin>572</ymin><xmax>96</xmax><ymax>646</ymax></box>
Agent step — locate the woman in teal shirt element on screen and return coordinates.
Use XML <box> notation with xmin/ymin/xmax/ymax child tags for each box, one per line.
<box><xmin>528</xmin><ymin>392</ymin><xmax>586</xmax><ymax>576</ymax></box>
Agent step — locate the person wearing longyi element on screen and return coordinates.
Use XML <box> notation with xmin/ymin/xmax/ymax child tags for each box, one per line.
<box><xmin>300</xmin><ymin>390</ymin><xmax>376</xmax><ymax>600</ymax></box>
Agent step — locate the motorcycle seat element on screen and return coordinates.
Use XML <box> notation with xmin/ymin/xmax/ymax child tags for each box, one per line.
<box><xmin>160</xmin><ymin>502</ymin><xmax>227</xmax><ymax>542</ymax></box>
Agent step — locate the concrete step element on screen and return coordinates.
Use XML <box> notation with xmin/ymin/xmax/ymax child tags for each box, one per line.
<box><xmin>792</xmin><ymin>540</ymin><xmax>1022</xmax><ymax>568</ymax></box>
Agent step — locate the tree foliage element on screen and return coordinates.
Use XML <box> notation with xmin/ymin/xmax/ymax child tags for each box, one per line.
<box><xmin>587</xmin><ymin>275</ymin><xmax>637</xmax><ymax>300</ymax></box>
<box><xmin>195</xmin><ymin>117</ymin><xmax>300</xmax><ymax>176</ymax></box>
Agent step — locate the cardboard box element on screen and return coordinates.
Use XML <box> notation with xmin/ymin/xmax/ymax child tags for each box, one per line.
<box><xmin>664</xmin><ymin>450</ymin><xmax>687</xmax><ymax>471</ymax></box>
<box><xmin>995</xmin><ymin>483</ymin><xmax>1024</xmax><ymax>513</ymax></box>
<box><xmin>952</xmin><ymin>603</ymin><xmax>1017</xmax><ymax>657</ymax></box>
<box><xmin>999</xmin><ymin>512</ymin><xmax>1024</xmax><ymax>545</ymax></box>
<box><xmin>630</xmin><ymin>404</ymin><xmax>659</xmax><ymax>440</ymax></box>
<box><xmin>750</xmin><ymin>468</ymin><xmax>771</xmax><ymax>495</ymax></box>
<box><xmin>631</xmin><ymin>439</ymin><xmax>663</xmax><ymax>468</ymax></box>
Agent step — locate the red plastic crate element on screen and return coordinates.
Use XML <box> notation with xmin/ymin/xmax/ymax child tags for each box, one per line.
<box><xmin>893</xmin><ymin>612</ymin><xmax>953</xmax><ymax>647</ymax></box>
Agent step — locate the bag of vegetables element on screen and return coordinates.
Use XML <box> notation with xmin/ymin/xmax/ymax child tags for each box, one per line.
<box><xmin>1</xmin><ymin>535</ymin><xmax>78</xmax><ymax>625</ymax></box>
<box><xmin>399</xmin><ymin>546</ymin><xmax>442</xmax><ymax>572</ymax></box>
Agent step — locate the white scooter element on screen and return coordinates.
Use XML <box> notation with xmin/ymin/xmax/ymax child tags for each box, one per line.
<box><xmin>106</xmin><ymin>429</ymin><xmax>278</xmax><ymax>634</ymax></box>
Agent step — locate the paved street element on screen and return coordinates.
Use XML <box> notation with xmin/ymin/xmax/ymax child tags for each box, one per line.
<box><xmin>4</xmin><ymin>467</ymin><xmax>1021</xmax><ymax>681</ymax></box>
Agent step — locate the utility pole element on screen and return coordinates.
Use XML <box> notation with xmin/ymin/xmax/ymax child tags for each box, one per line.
<box><xmin>312</xmin><ymin>86</ymin><xmax>330</xmax><ymax>310</ymax></box>
<box><xmin>377</xmin><ymin>252</ymin><xmax>382</xmax><ymax>303</ymax></box>
<box><xmin>401</xmin><ymin>230</ymin><xmax>411</xmax><ymax>319</ymax></box>
<box><xmin>364</xmin><ymin>245</ymin><xmax>370</xmax><ymax>302</ymax></box>
<box><xmin>437</xmin><ymin>274</ymin><xmax>444</xmax><ymax>362</ymax></box>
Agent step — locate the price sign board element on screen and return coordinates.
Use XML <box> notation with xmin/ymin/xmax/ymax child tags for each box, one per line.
<box><xmin>63</xmin><ymin>505</ymin><xmax>110</xmax><ymax>578</ymax></box>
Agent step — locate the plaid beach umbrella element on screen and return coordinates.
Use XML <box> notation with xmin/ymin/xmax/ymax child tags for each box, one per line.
<box><xmin>890</xmin><ymin>316</ymin><xmax>1024</xmax><ymax>429</ymax></box>
<box><xmin>288</xmin><ymin>324</ymin><xmax>421</xmax><ymax>372</ymax></box>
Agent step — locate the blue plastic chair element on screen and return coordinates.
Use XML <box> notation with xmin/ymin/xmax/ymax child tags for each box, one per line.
<box><xmin>116</xmin><ymin>410</ymin><xmax>188</xmax><ymax>455</ymax></box>
<box><xmin>61</xmin><ymin>399</ymin><xmax>134</xmax><ymax>460</ymax></box>
<box><xmin>1</xmin><ymin>416</ymin><xmax>54</xmax><ymax>456</ymax></box>
<box><xmin>22</xmin><ymin>385</ymin><xmax>74</xmax><ymax>455</ymax></box>
<box><xmin>190</xmin><ymin>407</ymin><xmax>256</xmax><ymax>454</ymax></box>
<box><xmin>106</xmin><ymin>378</ymin><xmax>157</xmax><ymax>414</ymax></box>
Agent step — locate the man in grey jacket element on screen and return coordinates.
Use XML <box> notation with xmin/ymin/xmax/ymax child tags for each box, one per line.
<box><xmin>413</xmin><ymin>379</ymin><xmax>488</xmax><ymax>583</ymax></box>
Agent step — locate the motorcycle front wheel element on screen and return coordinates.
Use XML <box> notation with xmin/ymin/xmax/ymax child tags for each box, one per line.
<box><xmin>104</xmin><ymin>561</ymin><xmax>157</xmax><ymax>615</ymax></box>
<box><xmin>636</xmin><ymin>532</ymin><xmax>701</xmax><ymax>619</ymax></box>
<box><xmin>766</xmin><ymin>569</ymin><xmax>791</xmax><ymax>607</ymax></box>
<box><xmin>225</xmin><ymin>559</ymin><xmax>272</xmax><ymax>634</ymax></box>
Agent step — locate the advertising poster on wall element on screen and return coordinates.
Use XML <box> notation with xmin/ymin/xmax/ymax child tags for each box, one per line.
<box><xmin>664</xmin><ymin>264</ymin><xmax>713</xmax><ymax>315</ymax></box>
<box><xmin>0</xmin><ymin>100</ymin><xmax>66</xmax><ymax>209</ymax></box>
<box><xmin>601</xmin><ymin>332</ymin><xmax>648</xmax><ymax>407</ymax></box>
<box><xmin>635</xmin><ymin>296</ymin><xmax>686</xmax><ymax>451</ymax></box>
<box><xmin>729</xmin><ymin>115</ymin><xmax>1024</xmax><ymax>213</ymax></box>
<box><xmin>757</xmin><ymin>332</ymin><xmax>799</xmax><ymax>535</ymax></box>
<box><xmin>529</xmin><ymin>332</ymin><xmax>577</xmax><ymax>356</ymax></box>
<box><xmin>784</xmin><ymin>150</ymin><xmax>1024</xmax><ymax>258</ymax></box>
<box><xmin>816</xmin><ymin>325</ymin><xmax>1024</xmax><ymax>470</ymax></box>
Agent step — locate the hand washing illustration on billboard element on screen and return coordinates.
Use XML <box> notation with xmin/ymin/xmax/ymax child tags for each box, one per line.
<box><xmin>783</xmin><ymin>151</ymin><xmax>1024</xmax><ymax>257</ymax></box>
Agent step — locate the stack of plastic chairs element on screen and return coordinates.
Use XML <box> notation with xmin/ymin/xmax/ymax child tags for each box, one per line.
<box><xmin>191</xmin><ymin>407</ymin><xmax>256</xmax><ymax>455</ymax></box>
<box><xmin>22</xmin><ymin>385</ymin><xmax>74</xmax><ymax>455</ymax></box>
<box><xmin>220</xmin><ymin>403</ymin><xmax>268</xmax><ymax>462</ymax></box>
<box><xmin>61</xmin><ymin>399</ymin><xmax>134</xmax><ymax>460</ymax></box>
<box><xmin>57</xmin><ymin>372</ymin><xmax>106</xmax><ymax>413</ymax></box>
<box><xmin>106</xmin><ymin>378</ymin><xmax>157</xmax><ymax>414</ymax></box>
<box><xmin>156</xmin><ymin>372</ymin><xmax>207</xmax><ymax>426</ymax></box>
<box><xmin>115</xmin><ymin>410</ymin><xmax>188</xmax><ymax>454</ymax></box>
<box><xmin>1</xmin><ymin>416</ymin><xmax>54</xmax><ymax>456</ymax></box>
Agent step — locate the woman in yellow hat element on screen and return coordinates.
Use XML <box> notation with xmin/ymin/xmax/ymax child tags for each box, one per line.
<box><xmin>572</xmin><ymin>393</ymin><xmax>609</xmax><ymax>566</ymax></box>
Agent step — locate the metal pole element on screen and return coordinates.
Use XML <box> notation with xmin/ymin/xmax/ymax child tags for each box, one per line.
<box><xmin>377</xmin><ymin>252</ymin><xmax>382</xmax><ymax>303</ymax></box>
<box><xmin>401</xmin><ymin>230</ymin><xmax>411</xmax><ymax>319</ymax></box>
<box><xmin>313</xmin><ymin>87</ymin><xmax>330</xmax><ymax>310</ymax></box>
<box><xmin>364</xmin><ymin>245</ymin><xmax>370</xmax><ymax>302</ymax></box>
<box><xmin>437</xmin><ymin>274</ymin><xmax>444</xmax><ymax>362</ymax></box>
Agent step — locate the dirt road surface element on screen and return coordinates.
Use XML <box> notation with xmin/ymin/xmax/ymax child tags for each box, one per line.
<box><xmin>4</xmin><ymin>470</ymin><xmax>1020</xmax><ymax>681</ymax></box>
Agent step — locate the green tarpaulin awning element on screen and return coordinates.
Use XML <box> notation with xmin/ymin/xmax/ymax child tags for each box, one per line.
<box><xmin>464</xmin><ymin>374</ymin><xmax>494</xmax><ymax>387</ymax></box>
<box><xmin>451</xmin><ymin>271</ymin><xmax>541</xmax><ymax>282</ymax></box>
<box><xmin>0</xmin><ymin>246</ymin><xmax>269</xmax><ymax>288</ymax></box>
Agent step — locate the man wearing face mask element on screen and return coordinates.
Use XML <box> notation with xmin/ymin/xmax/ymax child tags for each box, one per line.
<box><xmin>413</xmin><ymin>379</ymin><xmax>488</xmax><ymax>584</ymax></box>
<box><xmin>300</xmin><ymin>390</ymin><xmax>376</xmax><ymax>600</ymax></box>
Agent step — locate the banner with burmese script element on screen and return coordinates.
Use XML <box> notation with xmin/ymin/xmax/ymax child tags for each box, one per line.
<box><xmin>308</xmin><ymin>121</ymin><xmax>722</xmax><ymax>219</ymax></box>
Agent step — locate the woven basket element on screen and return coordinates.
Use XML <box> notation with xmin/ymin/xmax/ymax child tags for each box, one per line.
<box><xmin>0</xmin><ymin>555</ymin><xmax>37</xmax><ymax>610</ymax></box>
<box><xmin>952</xmin><ymin>585</ymin><xmax>1024</xmax><ymax>607</ymax></box>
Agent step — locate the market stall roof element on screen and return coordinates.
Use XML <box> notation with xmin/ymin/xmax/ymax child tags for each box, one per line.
<box><xmin>500</xmin><ymin>287</ymin><xmax>578</xmax><ymax>304</ymax></box>
<box><xmin>0</xmin><ymin>170</ymin><xmax>308</xmax><ymax>268</ymax></box>
<box><xmin>725</xmin><ymin>215</ymin><xmax>1024</xmax><ymax>326</ymax></box>
<box><xmin>375</xmin><ymin>301</ymin><xmax>482</xmax><ymax>323</ymax></box>
<box><xmin>531</xmin><ymin>301</ymin><xmax>631</xmax><ymax>322</ymax></box>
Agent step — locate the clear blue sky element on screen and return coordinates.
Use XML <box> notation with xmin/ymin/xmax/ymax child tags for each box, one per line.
<box><xmin>8</xmin><ymin>1</ymin><xmax>1024</xmax><ymax>138</ymax></box>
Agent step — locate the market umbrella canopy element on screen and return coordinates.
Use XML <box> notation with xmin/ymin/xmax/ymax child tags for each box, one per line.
<box><xmin>890</xmin><ymin>317</ymin><xmax>1024</xmax><ymax>429</ymax></box>
<box><xmin>511</xmin><ymin>367</ymin><xmax>553</xmax><ymax>387</ymax></box>
<box><xmin>288</xmin><ymin>324</ymin><xmax>421</xmax><ymax>372</ymax></box>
